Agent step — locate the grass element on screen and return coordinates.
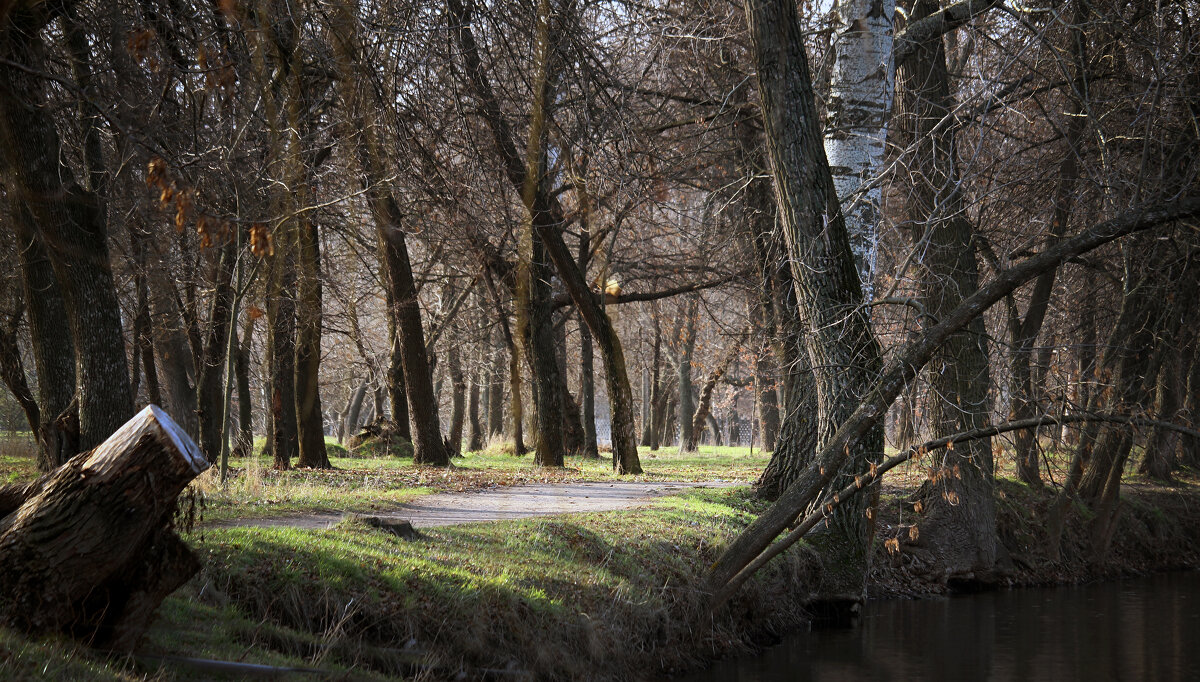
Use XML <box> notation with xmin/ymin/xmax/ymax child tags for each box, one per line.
<box><xmin>2</xmin><ymin>488</ymin><xmax>818</xmax><ymax>680</ymax></box>
<box><xmin>0</xmin><ymin>435</ymin><xmax>39</xmax><ymax>485</ymax></box>
<box><xmin>160</xmin><ymin>487</ymin><xmax>812</xmax><ymax>680</ymax></box>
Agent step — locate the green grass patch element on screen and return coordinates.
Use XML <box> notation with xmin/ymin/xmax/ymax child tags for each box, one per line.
<box><xmin>0</xmin><ymin>629</ymin><xmax>140</xmax><ymax>681</ymax></box>
<box><xmin>150</xmin><ymin>487</ymin><xmax>815</xmax><ymax>680</ymax></box>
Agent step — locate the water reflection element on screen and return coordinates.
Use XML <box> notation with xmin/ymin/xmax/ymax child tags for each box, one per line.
<box><xmin>682</xmin><ymin>572</ymin><xmax>1200</xmax><ymax>682</ymax></box>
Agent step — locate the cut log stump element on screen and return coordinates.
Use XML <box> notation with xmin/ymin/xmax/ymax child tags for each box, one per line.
<box><xmin>0</xmin><ymin>405</ymin><xmax>210</xmax><ymax>650</ymax></box>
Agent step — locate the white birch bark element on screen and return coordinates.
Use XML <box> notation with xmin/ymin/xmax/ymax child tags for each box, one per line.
<box><xmin>823</xmin><ymin>0</ymin><xmax>896</xmax><ymax>300</ymax></box>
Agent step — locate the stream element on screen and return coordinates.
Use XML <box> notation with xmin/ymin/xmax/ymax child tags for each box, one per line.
<box><xmin>681</xmin><ymin>572</ymin><xmax>1200</xmax><ymax>681</ymax></box>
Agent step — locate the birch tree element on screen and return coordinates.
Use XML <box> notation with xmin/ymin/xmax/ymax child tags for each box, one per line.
<box><xmin>823</xmin><ymin>0</ymin><xmax>896</xmax><ymax>297</ymax></box>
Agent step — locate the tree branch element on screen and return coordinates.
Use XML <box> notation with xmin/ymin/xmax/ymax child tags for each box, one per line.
<box><xmin>894</xmin><ymin>0</ymin><xmax>1005</xmax><ymax>67</ymax></box>
<box><xmin>711</xmin><ymin>410</ymin><xmax>1200</xmax><ymax>605</ymax></box>
<box><xmin>703</xmin><ymin>196</ymin><xmax>1200</xmax><ymax>600</ymax></box>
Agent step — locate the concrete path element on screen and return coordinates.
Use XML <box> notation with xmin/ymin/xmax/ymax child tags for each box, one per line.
<box><xmin>218</xmin><ymin>480</ymin><xmax>739</xmax><ymax>531</ymax></box>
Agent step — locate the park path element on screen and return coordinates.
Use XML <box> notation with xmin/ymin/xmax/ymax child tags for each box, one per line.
<box><xmin>217</xmin><ymin>480</ymin><xmax>739</xmax><ymax>531</ymax></box>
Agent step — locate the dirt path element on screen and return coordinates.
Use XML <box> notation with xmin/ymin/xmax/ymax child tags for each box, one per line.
<box><xmin>217</xmin><ymin>481</ymin><xmax>740</xmax><ymax>531</ymax></box>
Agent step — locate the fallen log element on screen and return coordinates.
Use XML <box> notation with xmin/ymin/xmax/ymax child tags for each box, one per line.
<box><xmin>0</xmin><ymin>405</ymin><xmax>210</xmax><ymax>650</ymax></box>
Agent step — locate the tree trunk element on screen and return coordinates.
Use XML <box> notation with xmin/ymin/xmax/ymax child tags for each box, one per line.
<box><xmin>1140</xmin><ymin>346</ymin><xmax>1186</xmax><ymax>480</ymax></box>
<box><xmin>387</xmin><ymin>331</ymin><xmax>412</xmax><ymax>441</ymax></box>
<box><xmin>144</xmin><ymin>238</ymin><xmax>199</xmax><ymax>440</ymax></box>
<box><xmin>294</xmin><ymin>217</ymin><xmax>330</xmax><ymax>469</ymax></box>
<box><xmin>266</xmin><ymin>217</ymin><xmax>299</xmax><ymax>470</ymax></box>
<box><xmin>0</xmin><ymin>307</ymin><xmax>40</xmax><ymax>448</ymax></box>
<box><xmin>525</xmin><ymin>236</ymin><xmax>566</xmax><ymax>467</ymax></box>
<box><xmin>329</xmin><ymin>10</ymin><xmax>447</xmax><ymax>466</ymax></box>
<box><xmin>554</xmin><ymin>310</ymin><xmax>585</xmax><ymax>456</ymax></box>
<box><xmin>581</xmin><ymin>322</ymin><xmax>600</xmax><ymax>458</ymax></box>
<box><xmin>467</xmin><ymin>363</ymin><xmax>484</xmax><ymax>452</ymax></box>
<box><xmin>130</xmin><ymin>230</ymin><xmax>161</xmax><ymax>409</ymax></box>
<box><xmin>447</xmin><ymin>342</ymin><xmax>467</xmax><ymax>456</ymax></box>
<box><xmin>0</xmin><ymin>25</ymin><xmax>132</xmax><ymax>451</ymax></box>
<box><xmin>728</xmin><ymin>0</ymin><xmax>885</xmax><ymax>600</ymax></box>
<box><xmin>754</xmin><ymin>344</ymin><xmax>780</xmax><ymax>453</ymax></box>
<box><xmin>344</xmin><ymin>381</ymin><xmax>369</xmax><ymax>442</ymax></box>
<box><xmin>488</xmin><ymin>328</ymin><xmax>506</xmax><ymax>438</ymax></box>
<box><xmin>707</xmin><ymin>198</ymin><xmax>1200</xmax><ymax>602</ymax></box>
<box><xmin>6</xmin><ymin>203</ymin><xmax>77</xmax><ymax>470</ymax></box>
<box><xmin>676</xmin><ymin>298</ymin><xmax>698</xmax><ymax>453</ymax></box>
<box><xmin>1079</xmin><ymin>246</ymin><xmax>1191</xmax><ymax>555</ymax></box>
<box><xmin>640</xmin><ymin>365</ymin><xmax>653</xmax><ymax>447</ymax></box>
<box><xmin>706</xmin><ymin>413</ymin><xmax>723</xmax><ymax>447</ymax></box>
<box><xmin>447</xmin><ymin>0</ymin><xmax>641</xmax><ymax>473</ymax></box>
<box><xmin>738</xmin><ymin>120</ymin><xmax>821</xmax><ymax>495</ymax></box>
<box><xmin>748</xmin><ymin>186</ymin><xmax>820</xmax><ymax>501</ymax></box>
<box><xmin>647</xmin><ymin>321</ymin><xmax>664</xmax><ymax>451</ymax></box>
<box><xmin>686</xmin><ymin>331</ymin><xmax>745</xmax><ymax>452</ymax></box>
<box><xmin>896</xmin><ymin>0</ymin><xmax>997</xmax><ymax>577</ymax></box>
<box><xmin>824</xmin><ymin>0</ymin><xmax>896</xmax><ymax>300</ymax></box>
<box><xmin>507</xmin><ymin>329</ymin><xmax>527</xmax><ymax>455</ymax></box>
<box><xmin>196</xmin><ymin>239</ymin><xmax>236</xmax><ymax>467</ymax></box>
<box><xmin>378</xmin><ymin>207</ymin><xmax>448</xmax><ymax>466</ymax></box>
<box><xmin>0</xmin><ymin>406</ymin><xmax>208</xmax><ymax>651</ymax></box>
<box><xmin>1010</xmin><ymin>0</ymin><xmax>1087</xmax><ymax>486</ymax></box>
<box><xmin>234</xmin><ymin>313</ymin><xmax>254</xmax><ymax>458</ymax></box>
<box><xmin>484</xmin><ymin>279</ymin><xmax>527</xmax><ymax>455</ymax></box>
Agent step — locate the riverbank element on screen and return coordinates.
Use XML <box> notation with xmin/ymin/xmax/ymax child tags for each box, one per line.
<box><xmin>2</xmin><ymin>466</ymin><xmax>1199</xmax><ymax>680</ymax></box>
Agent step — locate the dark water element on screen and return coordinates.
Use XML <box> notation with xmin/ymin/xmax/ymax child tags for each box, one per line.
<box><xmin>682</xmin><ymin>572</ymin><xmax>1200</xmax><ymax>682</ymax></box>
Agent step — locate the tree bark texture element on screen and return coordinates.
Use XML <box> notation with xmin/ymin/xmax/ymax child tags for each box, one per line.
<box><xmin>487</xmin><ymin>330</ymin><xmax>506</xmax><ymax>437</ymax></box>
<box><xmin>754</xmin><ymin>344</ymin><xmax>780</xmax><ymax>453</ymax></box>
<box><xmin>526</xmin><ymin>237</ymin><xmax>566</xmax><ymax>467</ymax></box>
<box><xmin>129</xmin><ymin>228</ymin><xmax>161</xmax><ymax>409</ymax></box>
<box><xmin>195</xmin><ymin>240</ymin><xmax>237</xmax><ymax>467</ymax></box>
<box><xmin>676</xmin><ymin>298</ymin><xmax>698</xmax><ymax>453</ymax></box>
<box><xmin>729</xmin><ymin>0</ymin><xmax>887</xmax><ymax>596</ymax></box>
<box><xmin>647</xmin><ymin>321</ymin><xmax>664</xmax><ymax>451</ymax></box>
<box><xmin>294</xmin><ymin>217</ymin><xmax>330</xmax><ymax>469</ymax></box>
<box><xmin>447</xmin><ymin>342</ymin><xmax>467</xmax><ymax>456</ymax></box>
<box><xmin>553</xmin><ymin>310</ymin><xmax>585</xmax><ymax>456</ymax></box>
<box><xmin>266</xmin><ymin>233</ymin><xmax>299</xmax><ymax>470</ymax></box>
<box><xmin>378</xmin><ymin>207</ymin><xmax>449</xmax><ymax>466</ymax></box>
<box><xmin>0</xmin><ymin>24</ymin><xmax>133</xmax><ymax>451</ymax></box>
<box><xmin>824</xmin><ymin>0</ymin><xmax>896</xmax><ymax>299</ymax></box>
<box><xmin>5</xmin><ymin>203</ymin><xmax>77</xmax><ymax>469</ymax></box>
<box><xmin>581</xmin><ymin>322</ymin><xmax>600</xmax><ymax>458</ymax></box>
<box><xmin>896</xmin><ymin>0</ymin><xmax>997</xmax><ymax>576</ymax></box>
<box><xmin>0</xmin><ymin>405</ymin><xmax>208</xmax><ymax>651</ymax></box>
<box><xmin>144</xmin><ymin>237</ymin><xmax>199</xmax><ymax>440</ymax></box>
<box><xmin>234</xmin><ymin>314</ymin><xmax>254</xmax><ymax>457</ymax></box>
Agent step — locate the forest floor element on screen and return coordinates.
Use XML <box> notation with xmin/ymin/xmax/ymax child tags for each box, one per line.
<box><xmin>2</xmin><ymin>437</ymin><xmax>1200</xmax><ymax>681</ymax></box>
